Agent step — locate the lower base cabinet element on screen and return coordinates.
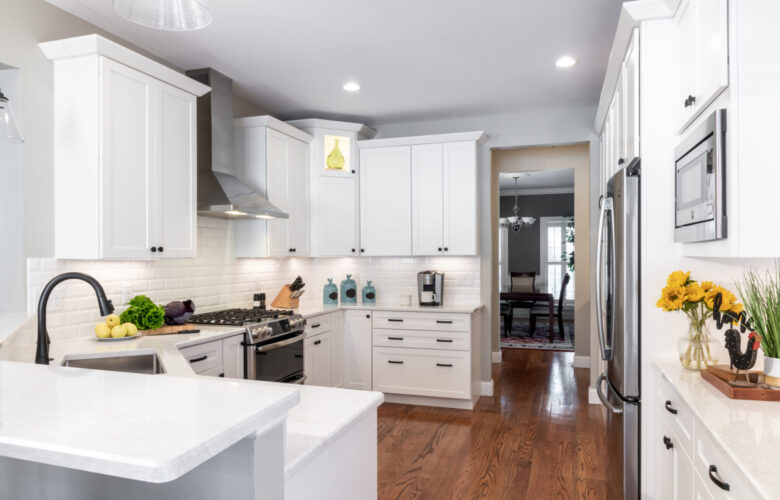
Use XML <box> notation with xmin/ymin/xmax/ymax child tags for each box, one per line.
<box><xmin>304</xmin><ymin>331</ymin><xmax>332</xmax><ymax>387</ymax></box>
<box><xmin>343</xmin><ymin>311</ymin><xmax>372</xmax><ymax>390</ymax></box>
<box><xmin>180</xmin><ymin>333</ymin><xmax>244</xmax><ymax>379</ymax></box>
<box><xmin>373</xmin><ymin>347</ymin><xmax>470</xmax><ymax>399</ymax></box>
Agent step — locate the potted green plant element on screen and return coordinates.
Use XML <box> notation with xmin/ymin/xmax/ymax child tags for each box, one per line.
<box><xmin>737</xmin><ymin>264</ymin><xmax>780</xmax><ymax>386</ymax></box>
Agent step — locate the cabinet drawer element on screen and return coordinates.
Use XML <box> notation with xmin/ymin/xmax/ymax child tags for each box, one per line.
<box><xmin>372</xmin><ymin>311</ymin><xmax>469</xmax><ymax>332</ymax></box>
<box><xmin>305</xmin><ymin>313</ymin><xmax>332</xmax><ymax>337</ymax></box>
<box><xmin>180</xmin><ymin>341</ymin><xmax>223</xmax><ymax>374</ymax></box>
<box><xmin>694</xmin><ymin>429</ymin><xmax>759</xmax><ymax>499</ymax></box>
<box><xmin>373</xmin><ymin>347</ymin><xmax>470</xmax><ymax>399</ymax></box>
<box><xmin>198</xmin><ymin>366</ymin><xmax>225</xmax><ymax>378</ymax></box>
<box><xmin>373</xmin><ymin>328</ymin><xmax>469</xmax><ymax>351</ymax></box>
<box><xmin>658</xmin><ymin>372</ymin><xmax>695</xmax><ymax>458</ymax></box>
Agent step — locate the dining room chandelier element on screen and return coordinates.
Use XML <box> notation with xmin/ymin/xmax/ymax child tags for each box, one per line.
<box><xmin>499</xmin><ymin>176</ymin><xmax>536</xmax><ymax>232</ymax></box>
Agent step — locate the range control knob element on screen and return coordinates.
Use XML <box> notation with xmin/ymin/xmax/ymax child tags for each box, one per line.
<box><xmin>262</xmin><ymin>326</ymin><xmax>273</xmax><ymax>338</ymax></box>
<box><xmin>250</xmin><ymin>327</ymin><xmax>260</xmax><ymax>339</ymax></box>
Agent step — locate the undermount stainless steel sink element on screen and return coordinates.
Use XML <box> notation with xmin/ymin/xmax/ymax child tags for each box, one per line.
<box><xmin>61</xmin><ymin>351</ymin><xmax>166</xmax><ymax>375</ymax></box>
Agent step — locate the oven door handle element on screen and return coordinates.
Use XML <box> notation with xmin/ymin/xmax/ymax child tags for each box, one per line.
<box><xmin>255</xmin><ymin>333</ymin><xmax>305</xmax><ymax>352</ymax></box>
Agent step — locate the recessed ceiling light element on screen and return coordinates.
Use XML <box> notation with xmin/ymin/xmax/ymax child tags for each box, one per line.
<box><xmin>555</xmin><ymin>56</ymin><xmax>578</xmax><ymax>68</ymax></box>
<box><xmin>343</xmin><ymin>82</ymin><xmax>361</xmax><ymax>92</ymax></box>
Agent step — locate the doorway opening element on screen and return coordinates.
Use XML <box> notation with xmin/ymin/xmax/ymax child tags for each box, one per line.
<box><xmin>498</xmin><ymin>169</ymin><xmax>575</xmax><ymax>351</ymax></box>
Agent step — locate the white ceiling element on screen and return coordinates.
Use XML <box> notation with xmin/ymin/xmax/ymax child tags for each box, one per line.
<box><xmin>499</xmin><ymin>169</ymin><xmax>574</xmax><ymax>193</ymax></box>
<box><xmin>47</xmin><ymin>0</ymin><xmax>623</xmax><ymax>124</ymax></box>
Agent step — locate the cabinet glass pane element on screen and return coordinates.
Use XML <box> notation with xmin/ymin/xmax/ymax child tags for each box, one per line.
<box><xmin>323</xmin><ymin>134</ymin><xmax>351</xmax><ymax>172</ymax></box>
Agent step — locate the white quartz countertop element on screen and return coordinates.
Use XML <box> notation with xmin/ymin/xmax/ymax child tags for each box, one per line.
<box><xmin>0</xmin><ymin>359</ymin><xmax>299</xmax><ymax>483</ymax></box>
<box><xmin>296</xmin><ymin>302</ymin><xmax>484</xmax><ymax>318</ymax></box>
<box><xmin>655</xmin><ymin>358</ymin><xmax>780</xmax><ymax>498</ymax></box>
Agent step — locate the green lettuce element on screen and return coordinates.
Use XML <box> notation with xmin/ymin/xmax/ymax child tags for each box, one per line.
<box><xmin>119</xmin><ymin>295</ymin><xmax>165</xmax><ymax>331</ymax></box>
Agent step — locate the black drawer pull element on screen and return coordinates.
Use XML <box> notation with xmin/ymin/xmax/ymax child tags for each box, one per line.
<box><xmin>664</xmin><ymin>400</ymin><xmax>678</xmax><ymax>415</ymax></box>
<box><xmin>189</xmin><ymin>355</ymin><xmax>208</xmax><ymax>363</ymax></box>
<box><xmin>436</xmin><ymin>339</ymin><xmax>453</xmax><ymax>343</ymax></box>
<box><xmin>436</xmin><ymin>363</ymin><xmax>453</xmax><ymax>367</ymax></box>
<box><xmin>314</xmin><ymin>340</ymin><xmax>321</xmax><ymax>345</ymax></box>
<box><xmin>708</xmin><ymin>465</ymin><xmax>730</xmax><ymax>491</ymax></box>
<box><xmin>218</xmin><ymin>373</ymin><xmax>225</xmax><ymax>378</ymax></box>
<box><xmin>388</xmin><ymin>319</ymin><xmax>404</xmax><ymax>322</ymax></box>
<box><xmin>388</xmin><ymin>360</ymin><xmax>404</xmax><ymax>365</ymax></box>
<box><xmin>388</xmin><ymin>336</ymin><xmax>404</xmax><ymax>341</ymax></box>
<box><xmin>663</xmin><ymin>436</ymin><xmax>673</xmax><ymax>450</ymax></box>
<box><xmin>311</xmin><ymin>323</ymin><xmax>321</xmax><ymax>328</ymax></box>
<box><xmin>436</xmin><ymin>320</ymin><xmax>453</xmax><ymax>324</ymax></box>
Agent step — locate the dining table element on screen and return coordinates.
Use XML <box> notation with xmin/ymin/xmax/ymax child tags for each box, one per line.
<box><xmin>499</xmin><ymin>290</ymin><xmax>555</xmax><ymax>343</ymax></box>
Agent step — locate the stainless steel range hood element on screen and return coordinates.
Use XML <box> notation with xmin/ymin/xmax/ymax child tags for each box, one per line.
<box><xmin>186</xmin><ymin>68</ymin><xmax>288</xmax><ymax>220</ymax></box>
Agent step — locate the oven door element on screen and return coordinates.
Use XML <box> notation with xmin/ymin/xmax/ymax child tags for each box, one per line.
<box><xmin>675</xmin><ymin>134</ymin><xmax>715</xmax><ymax>229</ymax></box>
<box><xmin>247</xmin><ymin>332</ymin><xmax>305</xmax><ymax>384</ymax></box>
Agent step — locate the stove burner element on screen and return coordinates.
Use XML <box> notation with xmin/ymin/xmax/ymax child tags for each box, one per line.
<box><xmin>189</xmin><ymin>308</ymin><xmax>295</xmax><ymax>326</ymax></box>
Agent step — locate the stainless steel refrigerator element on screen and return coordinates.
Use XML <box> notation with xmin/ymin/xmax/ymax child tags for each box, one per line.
<box><xmin>596</xmin><ymin>159</ymin><xmax>641</xmax><ymax>499</ymax></box>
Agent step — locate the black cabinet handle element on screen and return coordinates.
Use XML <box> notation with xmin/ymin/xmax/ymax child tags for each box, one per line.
<box><xmin>436</xmin><ymin>320</ymin><xmax>453</xmax><ymax>324</ymax></box>
<box><xmin>314</xmin><ymin>340</ymin><xmax>321</xmax><ymax>345</ymax></box>
<box><xmin>311</xmin><ymin>323</ymin><xmax>321</xmax><ymax>328</ymax></box>
<box><xmin>351</xmin><ymin>169</ymin><xmax>355</xmax><ymax>174</ymax></box>
<box><xmin>708</xmin><ymin>465</ymin><xmax>730</xmax><ymax>491</ymax></box>
<box><xmin>388</xmin><ymin>336</ymin><xmax>404</xmax><ymax>341</ymax></box>
<box><xmin>388</xmin><ymin>318</ymin><xmax>403</xmax><ymax>322</ymax></box>
<box><xmin>360</xmin><ymin>248</ymin><xmax>365</xmax><ymax>253</ymax></box>
<box><xmin>444</xmin><ymin>247</ymin><xmax>448</xmax><ymax>251</ymax></box>
<box><xmin>388</xmin><ymin>360</ymin><xmax>404</xmax><ymax>364</ymax></box>
<box><xmin>157</xmin><ymin>246</ymin><xmax>163</xmax><ymax>252</ymax></box>
<box><xmin>618</xmin><ymin>158</ymin><xmax>625</xmax><ymax>165</ymax></box>
<box><xmin>663</xmin><ymin>436</ymin><xmax>673</xmax><ymax>450</ymax></box>
<box><xmin>189</xmin><ymin>355</ymin><xmax>208</xmax><ymax>363</ymax></box>
<box><xmin>436</xmin><ymin>338</ymin><xmax>453</xmax><ymax>343</ymax></box>
<box><xmin>366</xmin><ymin>314</ymin><xmax>370</xmax><ymax>319</ymax></box>
<box><xmin>289</xmin><ymin>248</ymin><xmax>294</xmax><ymax>252</ymax></box>
<box><xmin>218</xmin><ymin>373</ymin><xmax>225</xmax><ymax>378</ymax></box>
<box><xmin>351</xmin><ymin>248</ymin><xmax>356</xmax><ymax>253</ymax></box>
<box><xmin>436</xmin><ymin>363</ymin><xmax>453</xmax><ymax>367</ymax></box>
<box><xmin>150</xmin><ymin>247</ymin><xmax>157</xmax><ymax>253</ymax></box>
<box><xmin>665</xmin><ymin>400</ymin><xmax>678</xmax><ymax>415</ymax></box>
<box><xmin>438</xmin><ymin>247</ymin><xmax>442</xmax><ymax>251</ymax></box>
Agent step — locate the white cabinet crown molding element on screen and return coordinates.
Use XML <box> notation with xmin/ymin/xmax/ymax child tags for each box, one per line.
<box><xmin>285</xmin><ymin>118</ymin><xmax>376</xmax><ymax>139</ymax></box>
<box><xmin>39</xmin><ymin>34</ymin><xmax>210</xmax><ymax>97</ymax></box>
<box><xmin>234</xmin><ymin>115</ymin><xmax>314</xmax><ymax>144</ymax></box>
<box><xmin>359</xmin><ymin>131</ymin><xmax>486</xmax><ymax>149</ymax></box>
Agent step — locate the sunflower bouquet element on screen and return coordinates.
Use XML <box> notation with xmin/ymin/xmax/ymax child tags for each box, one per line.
<box><xmin>657</xmin><ymin>271</ymin><xmax>744</xmax><ymax>370</ymax></box>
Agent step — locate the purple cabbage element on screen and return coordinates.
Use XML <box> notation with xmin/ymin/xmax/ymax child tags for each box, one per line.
<box><xmin>164</xmin><ymin>300</ymin><xmax>195</xmax><ymax>325</ymax></box>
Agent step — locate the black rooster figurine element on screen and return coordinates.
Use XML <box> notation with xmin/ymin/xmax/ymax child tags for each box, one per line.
<box><xmin>724</xmin><ymin>330</ymin><xmax>760</xmax><ymax>382</ymax></box>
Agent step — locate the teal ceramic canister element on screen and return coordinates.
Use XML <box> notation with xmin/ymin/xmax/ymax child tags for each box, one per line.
<box><xmin>362</xmin><ymin>280</ymin><xmax>376</xmax><ymax>304</ymax></box>
<box><xmin>323</xmin><ymin>278</ymin><xmax>338</xmax><ymax>305</ymax></box>
<box><xmin>340</xmin><ymin>274</ymin><xmax>357</xmax><ymax>304</ymax></box>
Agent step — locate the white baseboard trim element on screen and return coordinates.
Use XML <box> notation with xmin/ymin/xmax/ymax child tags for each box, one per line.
<box><xmin>573</xmin><ymin>355</ymin><xmax>590</xmax><ymax>368</ymax></box>
<box><xmin>491</xmin><ymin>351</ymin><xmax>502</xmax><ymax>363</ymax></box>
<box><xmin>589</xmin><ymin>387</ymin><xmax>601</xmax><ymax>405</ymax></box>
<box><xmin>480</xmin><ymin>379</ymin><xmax>494</xmax><ymax>397</ymax></box>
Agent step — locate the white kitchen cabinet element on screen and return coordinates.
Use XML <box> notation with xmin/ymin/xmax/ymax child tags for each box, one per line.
<box><xmin>45</xmin><ymin>41</ymin><xmax>205</xmax><ymax>260</ymax></box>
<box><xmin>655</xmin><ymin>409</ymin><xmax>693</xmax><ymax>500</ymax></box>
<box><xmin>233</xmin><ymin>117</ymin><xmax>313</xmax><ymax>258</ymax></box>
<box><xmin>359</xmin><ymin>146</ymin><xmax>412</xmax><ymax>256</ymax></box>
<box><xmin>343</xmin><ymin>311</ymin><xmax>372</xmax><ymax>391</ymax></box>
<box><xmin>222</xmin><ymin>333</ymin><xmax>245</xmax><ymax>379</ymax></box>
<box><xmin>304</xmin><ymin>331</ymin><xmax>331</xmax><ymax>387</ymax></box>
<box><xmin>674</xmin><ymin>0</ymin><xmax>728</xmax><ymax>132</ymax></box>
<box><xmin>330</xmin><ymin>311</ymin><xmax>344</xmax><ymax>388</ymax></box>
<box><xmin>285</xmin><ymin>119</ymin><xmax>375</xmax><ymax>257</ymax></box>
<box><xmin>411</xmin><ymin>144</ymin><xmax>444</xmax><ymax>255</ymax></box>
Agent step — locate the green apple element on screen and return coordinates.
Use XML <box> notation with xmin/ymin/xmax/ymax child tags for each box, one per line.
<box><xmin>110</xmin><ymin>325</ymin><xmax>128</xmax><ymax>338</ymax></box>
<box><xmin>95</xmin><ymin>323</ymin><xmax>111</xmax><ymax>339</ymax></box>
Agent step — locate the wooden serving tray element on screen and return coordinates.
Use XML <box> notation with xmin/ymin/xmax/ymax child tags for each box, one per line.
<box><xmin>141</xmin><ymin>323</ymin><xmax>196</xmax><ymax>336</ymax></box>
<box><xmin>701</xmin><ymin>365</ymin><xmax>780</xmax><ymax>401</ymax></box>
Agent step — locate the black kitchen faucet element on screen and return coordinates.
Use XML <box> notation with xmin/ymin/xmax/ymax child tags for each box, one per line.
<box><xmin>36</xmin><ymin>272</ymin><xmax>114</xmax><ymax>365</ymax></box>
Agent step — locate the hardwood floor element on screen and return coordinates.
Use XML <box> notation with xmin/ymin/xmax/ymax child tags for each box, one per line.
<box><xmin>377</xmin><ymin>349</ymin><xmax>616</xmax><ymax>499</ymax></box>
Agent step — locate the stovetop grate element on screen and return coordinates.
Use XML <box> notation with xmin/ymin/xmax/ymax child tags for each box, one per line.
<box><xmin>189</xmin><ymin>308</ymin><xmax>295</xmax><ymax>326</ymax></box>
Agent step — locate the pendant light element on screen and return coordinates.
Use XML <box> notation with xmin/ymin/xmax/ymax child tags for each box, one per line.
<box><xmin>500</xmin><ymin>176</ymin><xmax>536</xmax><ymax>232</ymax></box>
<box><xmin>113</xmin><ymin>0</ymin><xmax>213</xmax><ymax>31</ymax></box>
<box><xmin>0</xmin><ymin>88</ymin><xmax>24</xmax><ymax>143</ymax></box>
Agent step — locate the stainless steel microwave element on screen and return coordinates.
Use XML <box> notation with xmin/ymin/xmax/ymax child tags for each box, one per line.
<box><xmin>674</xmin><ymin>109</ymin><xmax>727</xmax><ymax>243</ymax></box>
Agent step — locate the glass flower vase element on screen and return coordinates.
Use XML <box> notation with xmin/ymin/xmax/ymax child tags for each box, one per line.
<box><xmin>678</xmin><ymin>320</ymin><xmax>719</xmax><ymax>371</ymax></box>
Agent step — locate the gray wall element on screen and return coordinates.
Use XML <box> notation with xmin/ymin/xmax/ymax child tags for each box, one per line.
<box><xmin>500</xmin><ymin>193</ymin><xmax>574</xmax><ymax>275</ymax></box>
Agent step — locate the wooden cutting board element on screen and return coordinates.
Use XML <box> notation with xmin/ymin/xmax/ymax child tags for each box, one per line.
<box><xmin>701</xmin><ymin>365</ymin><xmax>780</xmax><ymax>401</ymax></box>
<box><xmin>141</xmin><ymin>324</ymin><xmax>196</xmax><ymax>336</ymax></box>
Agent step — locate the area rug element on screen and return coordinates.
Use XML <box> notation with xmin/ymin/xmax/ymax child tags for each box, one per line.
<box><xmin>500</xmin><ymin>318</ymin><xmax>575</xmax><ymax>351</ymax></box>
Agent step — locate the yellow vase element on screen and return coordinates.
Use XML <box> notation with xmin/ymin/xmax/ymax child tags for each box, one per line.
<box><xmin>326</xmin><ymin>139</ymin><xmax>345</xmax><ymax>170</ymax></box>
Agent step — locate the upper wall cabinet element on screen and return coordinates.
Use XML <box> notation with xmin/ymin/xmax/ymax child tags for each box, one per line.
<box><xmin>674</xmin><ymin>0</ymin><xmax>728</xmax><ymax>133</ymax></box>
<box><xmin>41</xmin><ymin>35</ymin><xmax>209</xmax><ymax>260</ymax></box>
<box><xmin>232</xmin><ymin>117</ymin><xmax>314</xmax><ymax>258</ymax></box>
<box><xmin>359</xmin><ymin>132</ymin><xmax>483</xmax><ymax>257</ymax></box>
<box><xmin>286</xmin><ymin>119</ymin><xmax>376</xmax><ymax>257</ymax></box>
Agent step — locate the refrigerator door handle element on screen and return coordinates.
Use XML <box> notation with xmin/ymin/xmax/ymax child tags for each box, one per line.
<box><xmin>596</xmin><ymin>373</ymin><xmax>624</xmax><ymax>414</ymax></box>
<box><xmin>596</xmin><ymin>197</ymin><xmax>614</xmax><ymax>361</ymax></box>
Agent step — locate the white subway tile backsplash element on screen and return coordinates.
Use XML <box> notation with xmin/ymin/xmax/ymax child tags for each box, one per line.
<box><xmin>28</xmin><ymin>218</ymin><xmax>480</xmax><ymax>341</ymax></box>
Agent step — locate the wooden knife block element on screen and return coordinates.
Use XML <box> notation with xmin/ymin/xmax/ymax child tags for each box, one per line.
<box><xmin>271</xmin><ymin>285</ymin><xmax>299</xmax><ymax>309</ymax></box>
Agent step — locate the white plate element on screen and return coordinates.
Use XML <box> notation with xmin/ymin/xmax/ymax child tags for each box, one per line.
<box><xmin>96</xmin><ymin>333</ymin><xmax>143</xmax><ymax>342</ymax></box>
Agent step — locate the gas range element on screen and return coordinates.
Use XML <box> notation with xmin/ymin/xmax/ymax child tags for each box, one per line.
<box><xmin>189</xmin><ymin>308</ymin><xmax>306</xmax><ymax>345</ymax></box>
